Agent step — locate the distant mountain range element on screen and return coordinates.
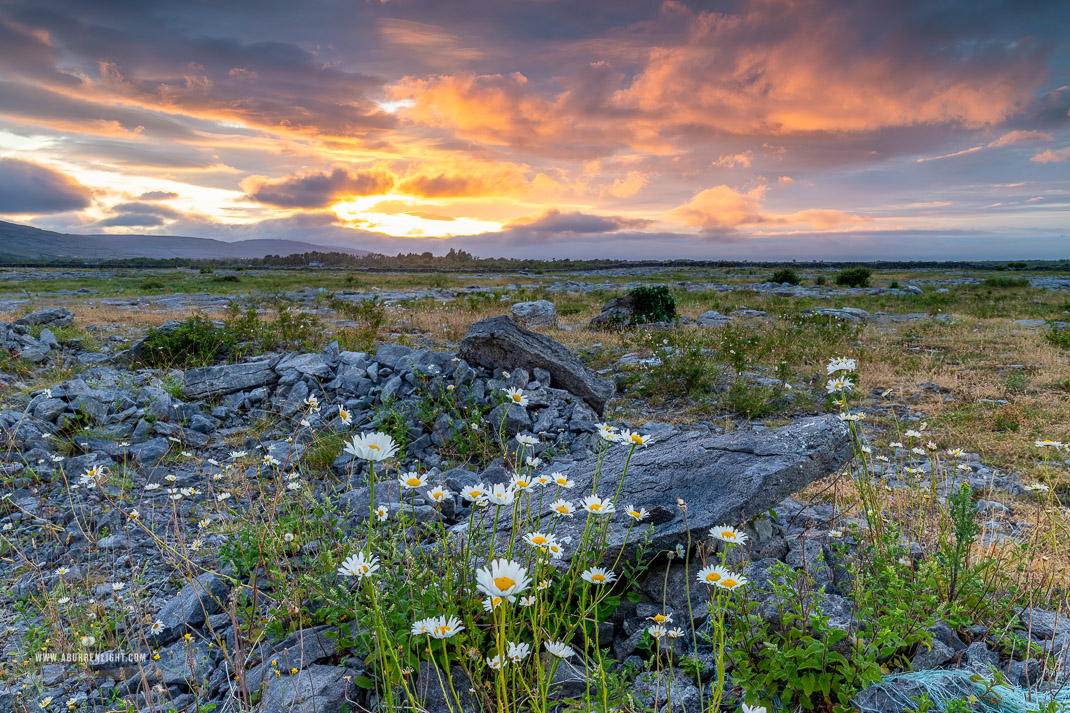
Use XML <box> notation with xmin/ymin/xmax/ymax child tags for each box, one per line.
<box><xmin>0</xmin><ymin>220</ymin><xmax>370</xmax><ymax>261</ymax></box>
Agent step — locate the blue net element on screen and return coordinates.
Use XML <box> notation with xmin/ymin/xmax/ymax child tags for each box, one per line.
<box><xmin>851</xmin><ymin>669</ymin><xmax>1070</xmax><ymax>713</ymax></box>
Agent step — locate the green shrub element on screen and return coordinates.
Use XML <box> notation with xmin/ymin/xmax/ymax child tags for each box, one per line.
<box><xmin>1044</xmin><ymin>324</ymin><xmax>1070</xmax><ymax>349</ymax></box>
<box><xmin>814</xmin><ymin>275</ymin><xmax>827</xmax><ymax>286</ymax></box>
<box><xmin>770</xmin><ymin>268</ymin><xmax>800</xmax><ymax>285</ymax></box>
<box><xmin>630</xmin><ymin>285</ymin><xmax>676</xmax><ymax>323</ymax></box>
<box><xmin>834</xmin><ymin>267</ymin><xmax>872</xmax><ymax>288</ymax></box>
<box><xmin>889</xmin><ymin>280</ymin><xmax>899</xmax><ymax>289</ymax></box>
<box><xmin>139</xmin><ymin>316</ymin><xmax>235</xmax><ymax>367</ymax></box>
<box><xmin>330</xmin><ymin>296</ymin><xmax>388</xmax><ymax>352</ymax></box>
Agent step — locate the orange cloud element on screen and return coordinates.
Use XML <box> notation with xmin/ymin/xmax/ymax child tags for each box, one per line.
<box><xmin>1031</xmin><ymin>147</ymin><xmax>1070</xmax><ymax>163</ymax></box>
<box><xmin>397</xmin><ymin>161</ymin><xmax>529</xmax><ymax>197</ymax></box>
<box><xmin>671</xmin><ymin>184</ymin><xmax>868</xmax><ymax>231</ymax></box>
<box><xmin>988</xmin><ymin>130</ymin><xmax>1053</xmax><ymax>147</ymax></box>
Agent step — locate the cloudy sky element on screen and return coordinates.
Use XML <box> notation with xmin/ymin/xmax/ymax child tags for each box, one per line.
<box><xmin>0</xmin><ymin>0</ymin><xmax>1068</xmax><ymax>259</ymax></box>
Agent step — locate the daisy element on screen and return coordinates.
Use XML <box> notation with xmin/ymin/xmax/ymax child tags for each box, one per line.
<box><xmin>338</xmin><ymin>552</ymin><xmax>380</xmax><ymax>579</ymax></box>
<box><xmin>511</xmin><ymin>473</ymin><xmax>536</xmax><ymax>491</ymax></box>
<box><xmin>304</xmin><ymin>394</ymin><xmax>320</xmax><ymax>412</ymax></box>
<box><xmin>581</xmin><ymin>567</ymin><xmax>616</xmax><ymax>585</ymax></box>
<box><xmin>710</xmin><ymin>525</ymin><xmax>748</xmax><ymax>545</ymax></box>
<box><xmin>429</xmin><ymin>615</ymin><xmax>465</xmax><ymax>639</ymax></box>
<box><xmin>229</xmin><ymin>450</ymin><xmax>247</xmax><ymax>460</ymax></box>
<box><xmin>1036</xmin><ymin>440</ymin><xmax>1064</xmax><ymax>448</ymax></box>
<box><xmin>714</xmin><ymin>572</ymin><xmax>747</xmax><ymax>591</ymax></box>
<box><xmin>128</xmin><ymin>509</ymin><xmax>140</xmax><ymax>519</ymax></box>
<box><xmin>543</xmin><ymin>496</ymin><xmax>569</xmax><ymax>513</ymax></box>
<box><xmin>476</xmin><ymin>558</ymin><xmax>531</xmax><ymax>600</ymax></box>
<box><xmin>165</xmin><ymin>474</ymin><xmax>178</xmax><ymax>482</ymax></box>
<box><xmin>198</xmin><ymin>518</ymin><xmax>211</xmax><ymax>529</ymax></box>
<box><xmin>889</xmin><ymin>441</ymin><xmax>903</xmax><ymax>448</ymax></box>
<box><xmin>742</xmin><ymin>703</ymin><xmax>768</xmax><ymax>713</ymax></box>
<box><xmin>345</xmin><ymin>432</ymin><xmax>399</xmax><ymax>462</ymax></box>
<box><xmin>826</xmin><ymin>357</ymin><xmax>856</xmax><ymax>375</ymax></box>
<box><xmin>580</xmin><ymin>494</ymin><xmax>615</xmax><ymax>516</ymax></box>
<box><xmin>825</xmin><ymin>378</ymin><xmax>851</xmax><ymax>394</ymax></box>
<box><xmin>875</xmin><ymin>455</ymin><xmax>889</xmax><ymax>462</ymax></box>
<box><xmin>525</xmin><ymin>456</ymin><xmax>542</xmax><ymax>469</ymax></box>
<box><xmin>946</xmin><ymin>448</ymin><xmax>964</xmax><ymax>456</ymax></box>
<box><xmin>668</xmin><ymin>627</ymin><xmax>684</xmax><ymax>639</ymax></box>
<box><xmin>545</xmin><ymin>641</ymin><xmax>575</xmax><ymax>659</ymax></box>
<box><xmin>150</xmin><ymin>620</ymin><xmax>164</xmax><ymax>635</ymax></box>
<box><xmin>503</xmin><ymin>387</ymin><xmax>528</xmax><ymax>407</ymax></box>
<box><xmin>80</xmin><ymin>636</ymin><xmax>95</xmax><ymax>647</ymax></box>
<box><xmin>648</xmin><ymin>612</ymin><xmax>672</xmax><ymax>624</ymax></box>
<box><xmin>545</xmin><ymin>541</ymin><xmax>565</xmax><ymax>559</ymax></box>
<box><xmin>2</xmin><ymin>523</ymin><xmax>12</xmax><ymax>531</ymax></box>
<box><xmin>375</xmin><ymin>505</ymin><xmax>389</xmax><ymax>521</ymax></box>
<box><xmin>111</xmin><ymin>583</ymin><xmax>124</xmax><ymax>591</ymax></box>
<box><xmin>519</xmin><ymin>596</ymin><xmax>536</xmax><ymax>607</ymax></box>
<box><xmin>551</xmin><ymin>473</ymin><xmax>574</xmax><ymax>489</ymax></box>
<box><xmin>216</xmin><ymin>492</ymin><xmax>232</xmax><ymax>502</ymax></box>
<box><xmin>626</xmin><ymin>506</ymin><xmax>649</xmax><ymax>522</ymax></box>
<box><xmin>427</xmin><ymin>486</ymin><xmax>452</xmax><ymax>504</ymax></box>
<box><xmin>190</xmin><ymin>539</ymin><xmax>203</xmax><ymax>551</ymax></box>
<box><xmin>839</xmin><ymin>412</ymin><xmax>864</xmax><ymax>422</ymax></box>
<box><xmin>486</xmin><ymin>654</ymin><xmax>506</xmax><ymax>671</ymax></box>
<box><xmin>40</xmin><ymin>698</ymin><xmax>52</xmax><ymax>709</ymax></box>
<box><xmin>399</xmin><ymin>472</ymin><xmax>426</xmax><ymax>490</ymax></box>
<box><xmin>286</xmin><ymin>482</ymin><xmax>301</xmax><ymax>491</ymax></box>
<box><xmin>905</xmin><ymin>430</ymin><xmax>922</xmax><ymax>439</ymax></box>
<box><xmin>697</xmin><ymin>564</ymin><xmax>731</xmax><ymax>586</ymax></box>
<box><xmin>617</xmin><ymin>430</ymin><xmax>652</xmax><ymax>447</ymax></box>
<box><xmin>486</xmin><ymin>483</ymin><xmax>515</xmax><ymax>506</ymax></box>
<box><xmin>56</xmin><ymin>567</ymin><xmax>69</xmax><ymax>575</ymax></box>
<box><xmin>829</xmin><ymin>530</ymin><xmax>843</xmax><ymax>538</ymax></box>
<box><xmin>516</xmin><ymin>434</ymin><xmax>538</xmax><ymax>446</ymax></box>
<box><xmin>524</xmin><ymin>532</ymin><xmax>554</xmax><ymax>550</ymax></box>
<box><xmin>411</xmin><ymin>618</ymin><xmax>435</xmax><ymax>636</ymax></box>
<box><xmin>482</xmin><ymin>596</ymin><xmax>504</xmax><ymax>612</ymax></box>
<box><xmin>912</xmin><ymin>447</ymin><xmax>926</xmax><ymax>456</ymax></box>
<box><xmin>537</xmin><ymin>579</ymin><xmax>551</xmax><ymax>591</ymax></box>
<box><xmin>506</xmin><ymin>641</ymin><xmax>531</xmax><ymax>663</ymax></box>
<box><xmin>648</xmin><ymin>625</ymin><xmax>667</xmax><ymax>641</ymax></box>
<box><xmin>534</xmin><ymin>475</ymin><xmax>552</xmax><ymax>487</ymax></box>
<box><xmin>460</xmin><ymin>483</ymin><xmax>488</xmax><ymax>502</ymax></box>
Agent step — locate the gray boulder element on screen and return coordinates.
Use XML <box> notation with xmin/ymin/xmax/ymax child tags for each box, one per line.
<box><xmin>697</xmin><ymin>310</ymin><xmax>732</xmax><ymax>327</ymax></box>
<box><xmin>510</xmin><ymin>300</ymin><xmax>558</xmax><ymax>328</ymax></box>
<box><xmin>182</xmin><ymin>358</ymin><xmax>280</xmax><ymax>399</ymax></box>
<box><xmin>256</xmin><ymin>664</ymin><xmax>359</xmax><ymax>713</ymax></box>
<box><xmin>479</xmin><ymin>415</ymin><xmax>852</xmax><ymax>564</ymax></box>
<box><xmin>151</xmin><ymin>572</ymin><xmax>230</xmax><ymax>645</ymax></box>
<box><xmin>15</xmin><ymin>307</ymin><xmax>74</xmax><ymax>328</ymax></box>
<box><xmin>588</xmin><ymin>294</ymin><xmax>635</xmax><ymax>330</ymax></box>
<box><xmin>459</xmin><ymin>315</ymin><xmax>614</xmax><ymax>413</ymax></box>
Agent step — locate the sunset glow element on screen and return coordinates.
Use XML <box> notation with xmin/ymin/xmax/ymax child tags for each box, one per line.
<box><xmin>0</xmin><ymin>0</ymin><xmax>1066</xmax><ymax>258</ymax></box>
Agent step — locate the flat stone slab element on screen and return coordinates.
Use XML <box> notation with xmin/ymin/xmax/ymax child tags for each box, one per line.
<box><xmin>478</xmin><ymin>414</ymin><xmax>852</xmax><ymax>564</ymax></box>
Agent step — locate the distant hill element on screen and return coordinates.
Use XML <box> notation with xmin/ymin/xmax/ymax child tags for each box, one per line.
<box><xmin>0</xmin><ymin>220</ymin><xmax>370</xmax><ymax>261</ymax></box>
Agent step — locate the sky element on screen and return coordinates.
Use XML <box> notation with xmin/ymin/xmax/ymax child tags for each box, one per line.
<box><xmin>0</xmin><ymin>0</ymin><xmax>1068</xmax><ymax>260</ymax></box>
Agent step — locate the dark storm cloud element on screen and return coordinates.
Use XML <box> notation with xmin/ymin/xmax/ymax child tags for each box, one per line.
<box><xmin>97</xmin><ymin>213</ymin><xmax>165</xmax><ymax>227</ymax></box>
<box><xmin>243</xmin><ymin>168</ymin><xmax>395</xmax><ymax>208</ymax></box>
<box><xmin>0</xmin><ymin>158</ymin><xmax>92</xmax><ymax>214</ymax></box>
<box><xmin>109</xmin><ymin>202</ymin><xmax>184</xmax><ymax>219</ymax></box>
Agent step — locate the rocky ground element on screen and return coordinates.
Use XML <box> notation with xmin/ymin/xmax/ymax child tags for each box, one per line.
<box><xmin>2</xmin><ymin>271</ymin><xmax>1070</xmax><ymax>713</ymax></box>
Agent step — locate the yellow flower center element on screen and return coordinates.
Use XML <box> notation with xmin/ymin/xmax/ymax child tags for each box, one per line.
<box><xmin>359</xmin><ymin>565</ymin><xmax>369</xmax><ymax>573</ymax></box>
<box><xmin>516</xmin><ymin>481</ymin><xmax>528</xmax><ymax>488</ymax></box>
<box><xmin>435</xmin><ymin>625</ymin><xmax>449</xmax><ymax>636</ymax></box>
<box><xmin>511</xmin><ymin>394</ymin><xmax>521</xmax><ymax>402</ymax></box>
<box><xmin>630</xmin><ymin>511</ymin><xmax>640</xmax><ymax>518</ymax></box>
<box><xmin>591</xmin><ymin>574</ymin><xmax>606</xmax><ymax>583</ymax></box>
<box><xmin>494</xmin><ymin>576</ymin><xmax>516</xmax><ymax>591</ymax></box>
<box><xmin>406</xmin><ymin>477</ymin><xmax>421</xmax><ymax>486</ymax></box>
<box><xmin>653</xmin><ymin>614</ymin><xmax>667</xmax><ymax>623</ymax></box>
<box><xmin>722</xmin><ymin>578</ymin><xmax>738</xmax><ymax>588</ymax></box>
<box><xmin>705</xmin><ymin>572</ymin><xmax>721</xmax><ymax>582</ymax></box>
<box><xmin>531</xmin><ymin>536</ymin><xmax>547</xmax><ymax>545</ymax></box>
<box><xmin>630</xmin><ymin>434</ymin><xmax>642</xmax><ymax>443</ymax></box>
<box><xmin>555</xmin><ymin>506</ymin><xmax>568</xmax><ymax>513</ymax></box>
<box><xmin>589</xmin><ymin>504</ymin><xmax>602</xmax><ymax>511</ymax></box>
<box><xmin>471</xmin><ymin>490</ymin><xmax>482</xmax><ymax>497</ymax></box>
<box><xmin>721</xmin><ymin>531</ymin><xmax>735</xmax><ymax>540</ymax></box>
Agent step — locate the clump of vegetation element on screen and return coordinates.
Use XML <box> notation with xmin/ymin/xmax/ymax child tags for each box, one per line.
<box><xmin>770</xmin><ymin>268</ymin><xmax>801</xmax><ymax>285</ymax></box>
<box><xmin>1044</xmin><ymin>324</ymin><xmax>1070</xmax><ymax>349</ymax></box>
<box><xmin>834</xmin><ymin>267</ymin><xmax>872</xmax><ymax>288</ymax></box>
<box><xmin>630</xmin><ymin>285</ymin><xmax>676</xmax><ymax>323</ymax></box>
<box><xmin>330</xmin><ymin>296</ymin><xmax>389</xmax><ymax>352</ymax></box>
<box><xmin>983</xmin><ymin>277</ymin><xmax>1029</xmax><ymax>289</ymax></box>
<box><xmin>139</xmin><ymin>315</ymin><xmax>235</xmax><ymax>368</ymax></box>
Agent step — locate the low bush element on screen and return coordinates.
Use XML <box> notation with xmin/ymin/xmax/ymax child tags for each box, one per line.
<box><xmin>631</xmin><ymin>285</ymin><xmax>676</xmax><ymax>323</ymax></box>
<box><xmin>983</xmin><ymin>277</ymin><xmax>1029</xmax><ymax>289</ymax></box>
<box><xmin>834</xmin><ymin>268</ymin><xmax>872</xmax><ymax>288</ymax></box>
<box><xmin>139</xmin><ymin>315</ymin><xmax>234</xmax><ymax>367</ymax></box>
<box><xmin>770</xmin><ymin>268</ymin><xmax>800</xmax><ymax>285</ymax></box>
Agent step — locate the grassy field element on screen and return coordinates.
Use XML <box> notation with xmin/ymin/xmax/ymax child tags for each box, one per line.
<box><xmin>4</xmin><ymin>264</ymin><xmax>1070</xmax><ymax>712</ymax></box>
